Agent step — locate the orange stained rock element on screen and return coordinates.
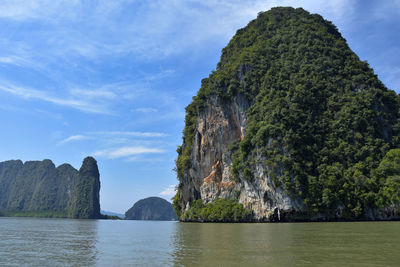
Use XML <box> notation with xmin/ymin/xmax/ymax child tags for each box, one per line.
<box><xmin>203</xmin><ymin>160</ymin><xmax>235</xmax><ymax>189</ymax></box>
<box><xmin>203</xmin><ymin>160</ymin><xmax>221</xmax><ymax>183</ymax></box>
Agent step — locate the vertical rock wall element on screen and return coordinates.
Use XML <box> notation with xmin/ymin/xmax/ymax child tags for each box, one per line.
<box><xmin>179</xmin><ymin>94</ymin><xmax>299</xmax><ymax>220</ymax></box>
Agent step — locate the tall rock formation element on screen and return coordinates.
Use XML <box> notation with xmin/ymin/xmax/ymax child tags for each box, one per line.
<box><xmin>68</xmin><ymin>157</ymin><xmax>101</xmax><ymax>219</ymax></box>
<box><xmin>174</xmin><ymin>7</ymin><xmax>400</xmax><ymax>222</ymax></box>
<box><xmin>0</xmin><ymin>156</ymin><xmax>101</xmax><ymax>219</ymax></box>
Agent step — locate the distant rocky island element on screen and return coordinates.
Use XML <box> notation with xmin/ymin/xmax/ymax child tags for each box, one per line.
<box><xmin>0</xmin><ymin>157</ymin><xmax>102</xmax><ymax>219</ymax></box>
<box><xmin>173</xmin><ymin>7</ymin><xmax>400</xmax><ymax>222</ymax></box>
<box><xmin>125</xmin><ymin>197</ymin><xmax>177</xmax><ymax>221</ymax></box>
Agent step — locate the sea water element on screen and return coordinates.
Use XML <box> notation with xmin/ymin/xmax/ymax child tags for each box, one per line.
<box><xmin>0</xmin><ymin>217</ymin><xmax>399</xmax><ymax>266</ymax></box>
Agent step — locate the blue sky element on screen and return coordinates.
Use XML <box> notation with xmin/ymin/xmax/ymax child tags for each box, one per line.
<box><xmin>0</xmin><ymin>0</ymin><xmax>399</xmax><ymax>214</ymax></box>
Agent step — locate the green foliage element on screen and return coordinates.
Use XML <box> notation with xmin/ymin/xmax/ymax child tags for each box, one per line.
<box><xmin>375</xmin><ymin>149</ymin><xmax>400</xmax><ymax>178</ymax></box>
<box><xmin>175</xmin><ymin>7</ymin><xmax>400</xmax><ymax>219</ymax></box>
<box><xmin>181</xmin><ymin>199</ymin><xmax>252</xmax><ymax>222</ymax></box>
<box><xmin>68</xmin><ymin>157</ymin><xmax>101</xmax><ymax>219</ymax></box>
<box><xmin>175</xmin><ymin>98</ymin><xmax>205</xmax><ymax>179</ymax></box>
<box><xmin>375</xmin><ymin>149</ymin><xmax>400</xmax><ymax>206</ymax></box>
<box><xmin>242</xmin><ymin>168</ymin><xmax>254</xmax><ymax>181</ymax></box>
<box><xmin>172</xmin><ymin>188</ymin><xmax>182</xmax><ymax>218</ymax></box>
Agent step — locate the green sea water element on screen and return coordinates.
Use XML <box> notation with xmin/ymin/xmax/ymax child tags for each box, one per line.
<box><xmin>0</xmin><ymin>217</ymin><xmax>399</xmax><ymax>266</ymax></box>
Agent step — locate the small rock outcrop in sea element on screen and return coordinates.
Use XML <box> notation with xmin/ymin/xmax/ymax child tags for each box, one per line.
<box><xmin>0</xmin><ymin>156</ymin><xmax>102</xmax><ymax>219</ymax></box>
<box><xmin>125</xmin><ymin>197</ymin><xmax>177</xmax><ymax>221</ymax></box>
<box><xmin>173</xmin><ymin>7</ymin><xmax>400</xmax><ymax>222</ymax></box>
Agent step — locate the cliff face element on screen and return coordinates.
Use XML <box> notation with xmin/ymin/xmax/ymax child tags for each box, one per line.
<box><xmin>68</xmin><ymin>157</ymin><xmax>101</xmax><ymax>219</ymax></box>
<box><xmin>0</xmin><ymin>157</ymin><xmax>101</xmax><ymax>219</ymax></box>
<box><xmin>180</xmin><ymin>94</ymin><xmax>248</xmax><ymax>204</ymax></box>
<box><xmin>125</xmin><ymin>197</ymin><xmax>177</xmax><ymax>221</ymax></box>
<box><xmin>180</xmin><ymin>93</ymin><xmax>299</xmax><ymax>220</ymax></box>
<box><xmin>174</xmin><ymin>7</ymin><xmax>400</xmax><ymax>222</ymax></box>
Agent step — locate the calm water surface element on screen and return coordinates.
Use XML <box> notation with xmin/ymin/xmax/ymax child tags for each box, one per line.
<box><xmin>0</xmin><ymin>217</ymin><xmax>399</xmax><ymax>266</ymax></box>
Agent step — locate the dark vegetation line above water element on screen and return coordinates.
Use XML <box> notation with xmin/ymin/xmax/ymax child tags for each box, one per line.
<box><xmin>174</xmin><ymin>7</ymin><xmax>400</xmax><ymax>222</ymax></box>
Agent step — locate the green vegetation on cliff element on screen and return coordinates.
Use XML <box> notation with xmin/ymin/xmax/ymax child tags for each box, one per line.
<box><xmin>375</xmin><ymin>149</ymin><xmax>400</xmax><ymax>210</ymax></box>
<box><xmin>181</xmin><ymin>199</ymin><xmax>252</xmax><ymax>222</ymax></box>
<box><xmin>0</xmin><ymin>157</ymin><xmax>101</xmax><ymax>219</ymax></box>
<box><xmin>175</xmin><ymin>7</ymin><xmax>400</xmax><ymax>220</ymax></box>
<box><xmin>172</xmin><ymin>189</ymin><xmax>182</xmax><ymax>218</ymax></box>
<box><xmin>125</xmin><ymin>197</ymin><xmax>177</xmax><ymax>221</ymax></box>
<box><xmin>68</xmin><ymin>157</ymin><xmax>101</xmax><ymax>219</ymax></box>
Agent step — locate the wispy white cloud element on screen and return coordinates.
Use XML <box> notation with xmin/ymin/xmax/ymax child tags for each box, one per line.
<box><xmin>371</xmin><ymin>0</ymin><xmax>400</xmax><ymax>21</ymax></box>
<box><xmin>57</xmin><ymin>131</ymin><xmax>168</xmax><ymax>153</ymax></box>
<box><xmin>58</xmin><ymin>134</ymin><xmax>89</xmax><ymax>145</ymax></box>
<box><xmin>136</xmin><ymin>107</ymin><xmax>158</xmax><ymax>113</ymax></box>
<box><xmin>125</xmin><ymin>156</ymin><xmax>164</xmax><ymax>162</ymax></box>
<box><xmin>91</xmin><ymin>131</ymin><xmax>167</xmax><ymax>137</ymax></box>
<box><xmin>160</xmin><ymin>185</ymin><xmax>176</xmax><ymax>196</ymax></box>
<box><xmin>0</xmin><ymin>83</ymin><xmax>111</xmax><ymax>114</ymax></box>
<box><xmin>57</xmin><ymin>130</ymin><xmax>167</xmax><ymax>147</ymax></box>
<box><xmin>0</xmin><ymin>56</ymin><xmax>32</xmax><ymax>67</ymax></box>
<box><xmin>111</xmin><ymin>0</ymin><xmax>357</xmax><ymax>59</ymax></box>
<box><xmin>0</xmin><ymin>0</ymin><xmax>81</xmax><ymax>21</ymax></box>
<box><xmin>0</xmin><ymin>1</ymin><xmax>360</xmax><ymax>61</ymax></box>
<box><xmin>0</xmin><ymin>0</ymin><xmax>360</xmax><ymax>118</ymax></box>
<box><xmin>143</xmin><ymin>69</ymin><xmax>176</xmax><ymax>81</ymax></box>
<box><xmin>93</xmin><ymin>146</ymin><xmax>165</xmax><ymax>159</ymax></box>
<box><xmin>69</xmin><ymin>88</ymin><xmax>116</xmax><ymax>99</ymax></box>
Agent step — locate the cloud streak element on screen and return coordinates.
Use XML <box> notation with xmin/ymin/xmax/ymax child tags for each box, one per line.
<box><xmin>136</xmin><ymin>108</ymin><xmax>158</xmax><ymax>113</ymax></box>
<box><xmin>0</xmin><ymin>83</ymin><xmax>111</xmax><ymax>114</ymax></box>
<box><xmin>57</xmin><ymin>130</ymin><xmax>168</xmax><ymax>148</ymax></box>
<box><xmin>58</xmin><ymin>135</ymin><xmax>89</xmax><ymax>145</ymax></box>
<box><xmin>93</xmin><ymin>146</ymin><xmax>165</xmax><ymax>159</ymax></box>
<box><xmin>91</xmin><ymin>131</ymin><xmax>167</xmax><ymax>137</ymax></box>
<box><xmin>0</xmin><ymin>1</ymin><xmax>350</xmax><ymax>61</ymax></box>
<box><xmin>69</xmin><ymin>88</ymin><xmax>117</xmax><ymax>99</ymax></box>
<box><xmin>0</xmin><ymin>56</ymin><xmax>34</xmax><ymax>67</ymax></box>
<box><xmin>160</xmin><ymin>185</ymin><xmax>176</xmax><ymax>197</ymax></box>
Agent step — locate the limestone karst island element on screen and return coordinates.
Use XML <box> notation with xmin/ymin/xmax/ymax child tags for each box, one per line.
<box><xmin>0</xmin><ymin>157</ymin><xmax>101</xmax><ymax>219</ymax></box>
<box><xmin>1</xmin><ymin>3</ymin><xmax>400</xmax><ymax>266</ymax></box>
<box><xmin>172</xmin><ymin>7</ymin><xmax>400</xmax><ymax>222</ymax></box>
<box><xmin>0</xmin><ymin>7</ymin><xmax>399</xmax><ymax>224</ymax></box>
